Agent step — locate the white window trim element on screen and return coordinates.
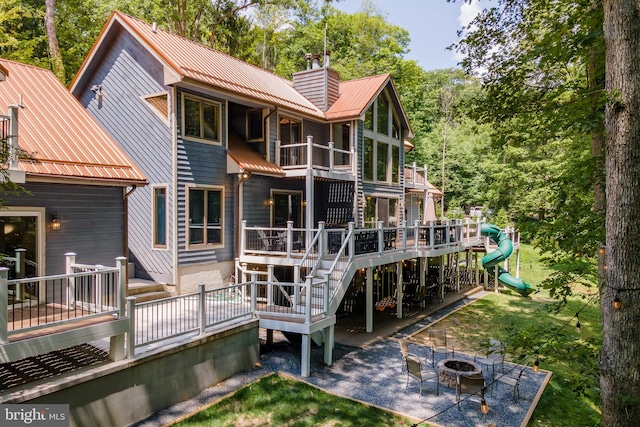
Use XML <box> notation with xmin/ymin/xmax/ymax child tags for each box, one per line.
<box><xmin>0</xmin><ymin>207</ymin><xmax>46</xmax><ymax>278</ymax></box>
<box><xmin>141</xmin><ymin>91</ymin><xmax>170</xmax><ymax>126</ymax></box>
<box><xmin>181</xmin><ymin>94</ymin><xmax>222</xmax><ymax>145</ymax></box>
<box><xmin>185</xmin><ymin>184</ymin><xmax>225</xmax><ymax>250</ymax></box>
<box><xmin>152</xmin><ymin>185</ymin><xmax>169</xmax><ymax>250</ymax></box>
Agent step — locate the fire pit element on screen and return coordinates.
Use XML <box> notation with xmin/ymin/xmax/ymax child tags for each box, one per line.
<box><xmin>437</xmin><ymin>358</ymin><xmax>483</xmax><ymax>389</ymax></box>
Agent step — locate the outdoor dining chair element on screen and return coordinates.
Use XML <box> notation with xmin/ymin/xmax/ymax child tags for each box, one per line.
<box><xmin>474</xmin><ymin>339</ymin><xmax>506</xmax><ymax>380</ymax></box>
<box><xmin>405</xmin><ymin>355</ymin><xmax>439</xmax><ymax>396</ymax></box>
<box><xmin>455</xmin><ymin>373</ymin><xmax>486</xmax><ymax>410</ymax></box>
<box><xmin>493</xmin><ymin>366</ymin><xmax>526</xmax><ymax>401</ymax></box>
<box><xmin>428</xmin><ymin>329</ymin><xmax>454</xmax><ymax>366</ymax></box>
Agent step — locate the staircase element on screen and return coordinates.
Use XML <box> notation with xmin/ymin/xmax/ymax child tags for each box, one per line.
<box><xmin>127</xmin><ymin>263</ymin><xmax>174</xmax><ymax>302</ymax></box>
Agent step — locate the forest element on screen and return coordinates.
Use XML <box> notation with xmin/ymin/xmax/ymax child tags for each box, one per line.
<box><xmin>1</xmin><ymin>1</ymin><xmax>639</xmax><ymax>424</ymax></box>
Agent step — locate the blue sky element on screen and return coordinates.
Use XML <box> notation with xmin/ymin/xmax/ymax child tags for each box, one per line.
<box><xmin>331</xmin><ymin>0</ymin><xmax>483</xmax><ymax>70</ymax></box>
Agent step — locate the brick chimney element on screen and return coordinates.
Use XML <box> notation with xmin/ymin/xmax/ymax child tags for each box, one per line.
<box><xmin>293</xmin><ymin>52</ymin><xmax>339</xmax><ymax>112</ymax></box>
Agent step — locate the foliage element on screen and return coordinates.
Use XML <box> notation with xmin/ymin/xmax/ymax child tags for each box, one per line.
<box><xmin>174</xmin><ymin>373</ymin><xmax>415</xmax><ymax>426</ymax></box>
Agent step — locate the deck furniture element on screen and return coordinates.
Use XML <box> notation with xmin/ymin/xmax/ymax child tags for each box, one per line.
<box><xmin>455</xmin><ymin>373</ymin><xmax>486</xmax><ymax>410</ymax></box>
<box><xmin>493</xmin><ymin>366</ymin><xmax>525</xmax><ymax>401</ymax></box>
<box><xmin>405</xmin><ymin>355</ymin><xmax>439</xmax><ymax>396</ymax></box>
<box><xmin>428</xmin><ymin>329</ymin><xmax>454</xmax><ymax>366</ymax></box>
<box><xmin>474</xmin><ymin>339</ymin><xmax>506</xmax><ymax>380</ymax></box>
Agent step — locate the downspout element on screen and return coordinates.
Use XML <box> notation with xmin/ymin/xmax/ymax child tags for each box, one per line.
<box><xmin>263</xmin><ymin>106</ymin><xmax>278</xmax><ymax>161</ymax></box>
<box><xmin>235</xmin><ymin>170</ymin><xmax>251</xmax><ymax>258</ymax></box>
<box><xmin>124</xmin><ymin>185</ymin><xmax>137</xmax><ymax>295</ymax></box>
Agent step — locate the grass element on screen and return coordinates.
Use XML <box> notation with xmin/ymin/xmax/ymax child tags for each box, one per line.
<box><xmin>411</xmin><ymin>244</ymin><xmax>602</xmax><ymax>426</ymax></box>
<box><xmin>172</xmin><ymin>244</ymin><xmax>601</xmax><ymax>427</ymax></box>
<box><xmin>172</xmin><ymin>374</ymin><xmax>416</xmax><ymax>427</ymax></box>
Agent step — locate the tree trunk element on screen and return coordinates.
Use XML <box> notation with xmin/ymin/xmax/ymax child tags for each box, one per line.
<box><xmin>44</xmin><ymin>0</ymin><xmax>65</xmax><ymax>82</ymax></box>
<box><xmin>601</xmin><ymin>1</ymin><xmax>640</xmax><ymax>425</ymax></box>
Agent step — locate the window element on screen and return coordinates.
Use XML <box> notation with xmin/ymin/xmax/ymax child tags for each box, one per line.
<box><xmin>392</xmin><ymin>146</ymin><xmax>400</xmax><ymax>183</ymax></box>
<box><xmin>364</xmin><ymin>137</ymin><xmax>374</xmax><ymax>181</ymax></box>
<box><xmin>332</xmin><ymin>122</ymin><xmax>350</xmax><ymax>151</ymax></box>
<box><xmin>153</xmin><ymin>186</ymin><xmax>167</xmax><ymax>248</ymax></box>
<box><xmin>188</xmin><ymin>187</ymin><xmax>223</xmax><ymax>247</ymax></box>
<box><xmin>0</xmin><ymin>208</ymin><xmax>44</xmax><ymax>284</ymax></box>
<box><xmin>364</xmin><ymin>106</ymin><xmax>373</xmax><ymax>130</ymax></box>
<box><xmin>247</xmin><ymin>109</ymin><xmax>263</xmax><ymax>142</ymax></box>
<box><xmin>279</xmin><ymin>117</ymin><xmax>302</xmax><ymax>144</ymax></box>
<box><xmin>389</xmin><ymin>199</ymin><xmax>398</xmax><ymax>226</ymax></box>
<box><xmin>143</xmin><ymin>93</ymin><xmax>169</xmax><ymax>123</ymax></box>
<box><xmin>377</xmin><ymin>94</ymin><xmax>389</xmax><ymax>135</ymax></box>
<box><xmin>183</xmin><ymin>95</ymin><xmax>220</xmax><ymax>143</ymax></box>
<box><xmin>392</xmin><ymin>114</ymin><xmax>401</xmax><ymax>140</ymax></box>
<box><xmin>377</xmin><ymin>141</ymin><xmax>388</xmax><ymax>181</ymax></box>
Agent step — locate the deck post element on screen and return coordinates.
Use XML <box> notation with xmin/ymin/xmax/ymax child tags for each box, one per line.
<box><xmin>65</xmin><ymin>252</ymin><xmax>76</xmax><ymax>308</ymax></box>
<box><xmin>396</xmin><ymin>261</ymin><xmax>403</xmax><ymax>319</ymax></box>
<box><xmin>267</xmin><ymin>265</ymin><xmax>274</xmax><ymax>304</ymax></box>
<box><xmin>0</xmin><ymin>268</ymin><xmax>8</xmax><ymax>345</ymax></box>
<box><xmin>14</xmin><ymin>248</ymin><xmax>25</xmax><ymax>301</ymax></box>
<box><xmin>305</xmin><ymin>275</ymin><xmax>313</xmax><ymax>324</ymax></box>
<box><xmin>323</xmin><ymin>324</ymin><xmax>334</xmax><ymax>366</ymax></box>
<box><xmin>414</xmin><ymin>220</ymin><xmax>420</xmax><ymax>250</ymax></box>
<box><xmin>117</xmin><ymin>257</ymin><xmax>127</xmax><ymax>318</ymax></box>
<box><xmin>348</xmin><ymin>222</ymin><xmax>355</xmax><ymax>261</ymax></box>
<box><xmin>198</xmin><ymin>283</ymin><xmax>206</xmax><ymax>335</ymax></box>
<box><xmin>402</xmin><ymin>220</ymin><xmax>407</xmax><ymax>251</ymax></box>
<box><xmin>286</xmin><ymin>221</ymin><xmax>293</xmax><ymax>257</ymax></box>
<box><xmin>126</xmin><ymin>296</ymin><xmax>136</xmax><ymax>358</ymax></box>
<box><xmin>429</xmin><ymin>221</ymin><xmax>435</xmax><ymax>248</ymax></box>
<box><xmin>250</xmin><ymin>272</ymin><xmax>258</xmax><ymax>313</ymax></box>
<box><xmin>328</xmin><ymin>141</ymin><xmax>335</xmax><ymax>170</ymax></box>
<box><xmin>439</xmin><ymin>256</ymin><xmax>445</xmax><ymax>301</ymax></box>
<box><xmin>318</xmin><ymin>221</ymin><xmax>326</xmax><ymax>256</ymax></box>
<box><xmin>240</xmin><ymin>220</ymin><xmax>247</xmax><ymax>256</ymax></box>
<box><xmin>301</xmin><ymin>333</ymin><xmax>311</xmax><ymax>377</ymax></box>
<box><xmin>366</xmin><ymin>267</ymin><xmax>373</xmax><ymax>332</ymax></box>
<box><xmin>377</xmin><ymin>221</ymin><xmax>383</xmax><ymax>256</ymax></box>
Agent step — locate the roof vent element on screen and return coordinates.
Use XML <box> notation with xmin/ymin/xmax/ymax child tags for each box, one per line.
<box><xmin>311</xmin><ymin>55</ymin><xmax>321</xmax><ymax>69</ymax></box>
<box><xmin>151</xmin><ymin>22</ymin><xmax>157</xmax><ymax>33</ymax></box>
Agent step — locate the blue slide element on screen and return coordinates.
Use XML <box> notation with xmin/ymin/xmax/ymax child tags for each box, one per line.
<box><xmin>481</xmin><ymin>223</ymin><xmax>532</xmax><ymax>296</ymax></box>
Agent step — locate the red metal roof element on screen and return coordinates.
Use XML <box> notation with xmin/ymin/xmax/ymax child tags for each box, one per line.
<box><xmin>324</xmin><ymin>74</ymin><xmax>390</xmax><ymax>120</ymax></box>
<box><xmin>227</xmin><ymin>131</ymin><xmax>285</xmax><ymax>177</ymax></box>
<box><xmin>107</xmin><ymin>12</ymin><xmax>324</xmax><ymax>119</ymax></box>
<box><xmin>0</xmin><ymin>59</ymin><xmax>147</xmax><ymax>185</ymax></box>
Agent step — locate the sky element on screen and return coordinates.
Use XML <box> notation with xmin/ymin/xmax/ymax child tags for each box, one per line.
<box><xmin>331</xmin><ymin>0</ymin><xmax>483</xmax><ymax>71</ymax></box>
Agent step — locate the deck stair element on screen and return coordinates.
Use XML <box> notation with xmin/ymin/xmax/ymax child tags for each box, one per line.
<box><xmin>127</xmin><ymin>279</ymin><xmax>174</xmax><ymax>303</ymax></box>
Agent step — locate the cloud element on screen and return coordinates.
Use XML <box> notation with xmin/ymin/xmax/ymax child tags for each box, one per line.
<box><xmin>458</xmin><ymin>0</ymin><xmax>482</xmax><ymax>28</ymax></box>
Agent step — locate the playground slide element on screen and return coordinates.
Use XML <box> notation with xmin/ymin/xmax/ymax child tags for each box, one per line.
<box><xmin>481</xmin><ymin>223</ymin><xmax>532</xmax><ymax>295</ymax></box>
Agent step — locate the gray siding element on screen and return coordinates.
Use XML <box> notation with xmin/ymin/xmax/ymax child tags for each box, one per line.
<box><xmin>3</xmin><ymin>183</ymin><xmax>126</xmax><ymax>275</ymax></box>
<box><xmin>292</xmin><ymin>67</ymin><xmax>339</xmax><ymax>111</ymax></box>
<box><xmin>72</xmin><ymin>31</ymin><xmax>174</xmax><ymax>283</ymax></box>
<box><xmin>304</xmin><ymin>120</ymin><xmax>328</xmax><ymax>146</ymax></box>
<box><xmin>176</xmin><ymin>88</ymin><xmax>235</xmax><ymax>265</ymax></box>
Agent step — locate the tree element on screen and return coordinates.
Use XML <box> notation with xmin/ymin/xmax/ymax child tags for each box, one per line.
<box><xmin>44</xmin><ymin>0</ymin><xmax>64</xmax><ymax>81</ymax></box>
<box><xmin>600</xmin><ymin>1</ymin><xmax>640</xmax><ymax>424</ymax></box>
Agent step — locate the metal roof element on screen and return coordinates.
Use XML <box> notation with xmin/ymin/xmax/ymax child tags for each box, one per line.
<box><xmin>0</xmin><ymin>58</ymin><xmax>147</xmax><ymax>185</ymax></box>
<box><xmin>324</xmin><ymin>74</ymin><xmax>390</xmax><ymax>120</ymax></box>
<box><xmin>108</xmin><ymin>12</ymin><xmax>325</xmax><ymax>119</ymax></box>
<box><xmin>227</xmin><ymin>131</ymin><xmax>285</xmax><ymax>177</ymax></box>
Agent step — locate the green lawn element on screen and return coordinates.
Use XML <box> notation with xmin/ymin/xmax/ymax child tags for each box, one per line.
<box><xmin>172</xmin><ymin>244</ymin><xmax>601</xmax><ymax>427</ymax></box>
<box><xmin>171</xmin><ymin>374</ymin><xmax>416</xmax><ymax>427</ymax></box>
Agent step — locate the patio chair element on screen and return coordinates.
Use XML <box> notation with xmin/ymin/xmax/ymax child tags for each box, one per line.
<box><xmin>474</xmin><ymin>339</ymin><xmax>506</xmax><ymax>380</ymax></box>
<box><xmin>257</xmin><ymin>229</ymin><xmax>273</xmax><ymax>251</ymax></box>
<box><xmin>455</xmin><ymin>373</ymin><xmax>486</xmax><ymax>410</ymax></box>
<box><xmin>399</xmin><ymin>338</ymin><xmax>426</xmax><ymax>372</ymax></box>
<box><xmin>493</xmin><ymin>366</ymin><xmax>525</xmax><ymax>401</ymax></box>
<box><xmin>405</xmin><ymin>355</ymin><xmax>439</xmax><ymax>396</ymax></box>
<box><xmin>428</xmin><ymin>329</ymin><xmax>454</xmax><ymax>367</ymax></box>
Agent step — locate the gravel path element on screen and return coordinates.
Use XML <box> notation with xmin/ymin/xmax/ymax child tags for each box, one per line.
<box><xmin>130</xmin><ymin>292</ymin><xmax>550</xmax><ymax>427</ymax></box>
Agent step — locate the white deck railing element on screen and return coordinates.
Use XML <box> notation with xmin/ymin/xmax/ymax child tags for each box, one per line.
<box><xmin>276</xmin><ymin>136</ymin><xmax>354</xmax><ymax>175</ymax></box>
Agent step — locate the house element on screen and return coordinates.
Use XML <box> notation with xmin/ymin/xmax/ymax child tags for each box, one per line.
<box><xmin>0</xmin><ymin>58</ymin><xmax>147</xmax><ymax>282</ymax></box>
<box><xmin>70</xmin><ymin>11</ymin><xmax>482</xmax><ymax>375</ymax></box>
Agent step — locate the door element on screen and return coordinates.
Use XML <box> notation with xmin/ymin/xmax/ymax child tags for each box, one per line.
<box><xmin>271</xmin><ymin>191</ymin><xmax>303</xmax><ymax>228</ymax></box>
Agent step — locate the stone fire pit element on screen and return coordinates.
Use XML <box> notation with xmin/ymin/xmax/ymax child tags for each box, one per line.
<box><xmin>437</xmin><ymin>358</ymin><xmax>483</xmax><ymax>389</ymax></box>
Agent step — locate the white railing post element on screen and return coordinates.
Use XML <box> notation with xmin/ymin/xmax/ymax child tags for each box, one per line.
<box><xmin>250</xmin><ymin>272</ymin><xmax>258</xmax><ymax>313</ymax></box>
<box><xmin>275</xmin><ymin>140</ymin><xmax>281</xmax><ymax>166</ymax></box>
<box><xmin>446</xmin><ymin>220</ymin><xmax>451</xmax><ymax>245</ymax></box>
<box><xmin>241</xmin><ymin>220</ymin><xmax>247</xmax><ymax>256</ymax></box>
<box><xmin>95</xmin><ymin>265</ymin><xmax>104</xmax><ymax>310</ymax></box>
<box><xmin>116</xmin><ymin>257</ymin><xmax>127</xmax><ymax>318</ymax></box>
<box><xmin>294</xmin><ymin>265</ymin><xmax>301</xmax><ymax>306</ymax></box>
<box><xmin>378</xmin><ymin>221</ymin><xmax>384</xmax><ymax>256</ymax></box>
<box><xmin>286</xmin><ymin>220</ymin><xmax>293</xmax><ymax>257</ymax></box>
<box><xmin>429</xmin><ymin>221</ymin><xmax>435</xmax><ymax>247</ymax></box>
<box><xmin>305</xmin><ymin>275</ymin><xmax>313</xmax><ymax>324</ymax></box>
<box><xmin>66</xmin><ymin>252</ymin><xmax>76</xmax><ymax>308</ymax></box>
<box><xmin>324</xmin><ymin>273</ymin><xmax>330</xmax><ymax>314</ymax></box>
<box><xmin>350</xmin><ymin>147</ymin><xmax>356</xmax><ymax>176</ymax></box>
<box><xmin>267</xmin><ymin>265</ymin><xmax>274</xmax><ymax>305</ymax></box>
<box><xmin>126</xmin><ymin>296</ymin><xmax>136</xmax><ymax>358</ymax></box>
<box><xmin>328</xmin><ymin>141</ymin><xmax>335</xmax><ymax>170</ymax></box>
<box><xmin>0</xmin><ymin>268</ymin><xmax>8</xmax><ymax>345</ymax></box>
<box><xmin>306</xmin><ymin>135</ymin><xmax>313</xmax><ymax>169</ymax></box>
<box><xmin>414</xmin><ymin>220</ymin><xmax>420</xmax><ymax>249</ymax></box>
<box><xmin>318</xmin><ymin>221</ymin><xmax>326</xmax><ymax>256</ymax></box>
<box><xmin>348</xmin><ymin>222</ymin><xmax>355</xmax><ymax>261</ymax></box>
<box><xmin>402</xmin><ymin>220</ymin><xmax>407</xmax><ymax>251</ymax></box>
<box><xmin>198</xmin><ymin>283</ymin><xmax>206</xmax><ymax>335</ymax></box>
<box><xmin>241</xmin><ymin>262</ymin><xmax>248</xmax><ymax>283</ymax></box>
<box><xmin>14</xmin><ymin>248</ymin><xmax>25</xmax><ymax>301</ymax></box>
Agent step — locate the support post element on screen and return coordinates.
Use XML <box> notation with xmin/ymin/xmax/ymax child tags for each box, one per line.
<box><xmin>126</xmin><ymin>296</ymin><xmax>136</xmax><ymax>358</ymax></box>
<box><xmin>65</xmin><ymin>252</ymin><xmax>76</xmax><ymax>308</ymax></box>
<box><xmin>323</xmin><ymin>324</ymin><xmax>334</xmax><ymax>366</ymax></box>
<box><xmin>366</xmin><ymin>267</ymin><xmax>373</xmax><ymax>333</ymax></box>
<box><xmin>0</xmin><ymin>268</ymin><xmax>8</xmax><ymax>345</ymax></box>
<box><xmin>396</xmin><ymin>261</ymin><xmax>403</xmax><ymax>319</ymax></box>
<box><xmin>301</xmin><ymin>333</ymin><xmax>311</xmax><ymax>377</ymax></box>
<box><xmin>198</xmin><ymin>283</ymin><xmax>206</xmax><ymax>335</ymax></box>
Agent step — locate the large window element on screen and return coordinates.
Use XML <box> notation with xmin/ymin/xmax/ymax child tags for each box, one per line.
<box><xmin>377</xmin><ymin>95</ymin><xmax>389</xmax><ymax>135</ymax></box>
<box><xmin>153</xmin><ymin>186</ymin><xmax>167</xmax><ymax>248</ymax></box>
<box><xmin>364</xmin><ymin>137</ymin><xmax>374</xmax><ymax>181</ymax></box>
<box><xmin>247</xmin><ymin>109</ymin><xmax>264</xmax><ymax>142</ymax></box>
<box><xmin>279</xmin><ymin>117</ymin><xmax>301</xmax><ymax>144</ymax></box>
<box><xmin>183</xmin><ymin>95</ymin><xmax>220</xmax><ymax>143</ymax></box>
<box><xmin>188</xmin><ymin>187</ymin><xmax>223</xmax><ymax>247</ymax></box>
<box><xmin>392</xmin><ymin>146</ymin><xmax>400</xmax><ymax>183</ymax></box>
<box><xmin>0</xmin><ymin>208</ymin><xmax>43</xmax><ymax>286</ymax></box>
<box><xmin>377</xmin><ymin>141</ymin><xmax>388</xmax><ymax>181</ymax></box>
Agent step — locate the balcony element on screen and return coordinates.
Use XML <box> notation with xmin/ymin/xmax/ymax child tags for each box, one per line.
<box><xmin>276</xmin><ymin>136</ymin><xmax>354</xmax><ymax>180</ymax></box>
